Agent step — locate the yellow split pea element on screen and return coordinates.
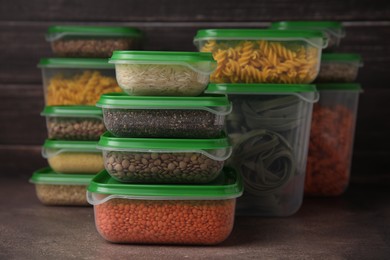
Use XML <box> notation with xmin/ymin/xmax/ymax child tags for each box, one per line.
<box><xmin>48</xmin><ymin>152</ymin><xmax>104</xmax><ymax>174</ymax></box>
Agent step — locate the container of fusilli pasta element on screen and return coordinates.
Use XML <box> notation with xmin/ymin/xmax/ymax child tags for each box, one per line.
<box><xmin>194</xmin><ymin>29</ymin><xmax>326</xmax><ymax>84</ymax></box>
<box><xmin>38</xmin><ymin>58</ymin><xmax>122</xmax><ymax>105</ymax></box>
<box><xmin>315</xmin><ymin>53</ymin><xmax>363</xmax><ymax>82</ymax></box>
<box><xmin>270</xmin><ymin>21</ymin><xmax>345</xmax><ymax>50</ymax></box>
<box><xmin>109</xmin><ymin>51</ymin><xmax>216</xmax><ymax>96</ymax></box>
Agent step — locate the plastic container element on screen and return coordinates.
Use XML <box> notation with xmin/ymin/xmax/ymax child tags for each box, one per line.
<box><xmin>41</xmin><ymin>106</ymin><xmax>106</xmax><ymax>140</ymax></box>
<box><xmin>38</xmin><ymin>58</ymin><xmax>122</xmax><ymax>106</ymax></box>
<box><xmin>205</xmin><ymin>83</ymin><xmax>318</xmax><ymax>216</ymax></box>
<box><xmin>194</xmin><ymin>29</ymin><xmax>326</xmax><ymax>84</ymax></box>
<box><xmin>42</xmin><ymin>139</ymin><xmax>104</xmax><ymax>174</ymax></box>
<box><xmin>87</xmin><ymin>167</ymin><xmax>242</xmax><ymax>244</ymax></box>
<box><xmin>316</xmin><ymin>53</ymin><xmax>363</xmax><ymax>82</ymax></box>
<box><xmin>97</xmin><ymin>131</ymin><xmax>232</xmax><ymax>184</ymax></box>
<box><xmin>270</xmin><ymin>21</ymin><xmax>345</xmax><ymax>50</ymax></box>
<box><xmin>46</xmin><ymin>25</ymin><xmax>142</xmax><ymax>58</ymax></box>
<box><xmin>305</xmin><ymin>83</ymin><xmax>362</xmax><ymax>196</ymax></box>
<box><xmin>96</xmin><ymin>93</ymin><xmax>231</xmax><ymax>138</ymax></box>
<box><xmin>108</xmin><ymin>51</ymin><xmax>216</xmax><ymax>96</ymax></box>
<box><xmin>30</xmin><ymin>167</ymin><xmax>93</xmax><ymax>206</ymax></box>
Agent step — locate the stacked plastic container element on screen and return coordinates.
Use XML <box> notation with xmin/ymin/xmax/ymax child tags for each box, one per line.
<box><xmin>30</xmin><ymin>25</ymin><xmax>143</xmax><ymax>206</ymax></box>
<box><xmin>195</xmin><ymin>28</ymin><xmax>327</xmax><ymax>216</ymax></box>
<box><xmin>270</xmin><ymin>22</ymin><xmax>364</xmax><ymax>196</ymax></box>
<box><xmin>86</xmin><ymin>50</ymin><xmax>243</xmax><ymax>245</ymax></box>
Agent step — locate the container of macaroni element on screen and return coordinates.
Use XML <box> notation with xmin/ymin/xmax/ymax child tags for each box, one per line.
<box><xmin>270</xmin><ymin>21</ymin><xmax>345</xmax><ymax>50</ymax></box>
<box><xmin>42</xmin><ymin>139</ymin><xmax>104</xmax><ymax>174</ymax></box>
<box><xmin>109</xmin><ymin>51</ymin><xmax>216</xmax><ymax>96</ymax></box>
<box><xmin>205</xmin><ymin>83</ymin><xmax>318</xmax><ymax>216</ymax></box>
<box><xmin>194</xmin><ymin>29</ymin><xmax>326</xmax><ymax>84</ymax></box>
<box><xmin>97</xmin><ymin>131</ymin><xmax>232</xmax><ymax>184</ymax></box>
<box><xmin>41</xmin><ymin>106</ymin><xmax>106</xmax><ymax>141</ymax></box>
<box><xmin>38</xmin><ymin>58</ymin><xmax>122</xmax><ymax>106</ymax></box>
<box><xmin>30</xmin><ymin>167</ymin><xmax>93</xmax><ymax>206</ymax></box>
<box><xmin>46</xmin><ymin>25</ymin><xmax>142</xmax><ymax>58</ymax></box>
<box><xmin>316</xmin><ymin>53</ymin><xmax>363</xmax><ymax>82</ymax></box>
<box><xmin>305</xmin><ymin>84</ymin><xmax>362</xmax><ymax>196</ymax></box>
<box><xmin>87</xmin><ymin>167</ymin><xmax>242</xmax><ymax>244</ymax></box>
<box><xmin>96</xmin><ymin>93</ymin><xmax>231</xmax><ymax>138</ymax></box>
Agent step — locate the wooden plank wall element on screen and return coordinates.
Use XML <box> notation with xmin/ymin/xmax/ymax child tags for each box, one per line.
<box><xmin>0</xmin><ymin>0</ymin><xmax>389</xmax><ymax>182</ymax></box>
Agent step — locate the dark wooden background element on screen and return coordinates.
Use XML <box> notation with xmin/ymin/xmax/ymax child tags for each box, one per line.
<box><xmin>0</xmin><ymin>0</ymin><xmax>389</xmax><ymax>183</ymax></box>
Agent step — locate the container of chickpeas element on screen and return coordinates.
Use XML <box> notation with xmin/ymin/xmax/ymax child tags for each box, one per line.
<box><xmin>97</xmin><ymin>131</ymin><xmax>232</xmax><ymax>184</ymax></box>
<box><xmin>315</xmin><ymin>53</ymin><xmax>363</xmax><ymax>82</ymax></box>
<box><xmin>87</xmin><ymin>167</ymin><xmax>243</xmax><ymax>244</ymax></box>
<box><xmin>30</xmin><ymin>167</ymin><xmax>93</xmax><ymax>206</ymax></box>
<box><xmin>42</xmin><ymin>139</ymin><xmax>104</xmax><ymax>174</ymax></box>
<box><xmin>193</xmin><ymin>29</ymin><xmax>326</xmax><ymax>84</ymax></box>
<box><xmin>46</xmin><ymin>25</ymin><xmax>142</xmax><ymax>58</ymax></box>
<box><xmin>38</xmin><ymin>58</ymin><xmax>122</xmax><ymax>106</ymax></box>
<box><xmin>41</xmin><ymin>106</ymin><xmax>106</xmax><ymax>140</ymax></box>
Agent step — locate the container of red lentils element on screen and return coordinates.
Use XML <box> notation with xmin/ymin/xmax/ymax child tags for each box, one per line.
<box><xmin>87</xmin><ymin>168</ymin><xmax>243</xmax><ymax>245</ymax></box>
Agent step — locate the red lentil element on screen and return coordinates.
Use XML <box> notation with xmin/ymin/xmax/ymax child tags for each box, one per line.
<box><xmin>94</xmin><ymin>199</ymin><xmax>236</xmax><ymax>245</ymax></box>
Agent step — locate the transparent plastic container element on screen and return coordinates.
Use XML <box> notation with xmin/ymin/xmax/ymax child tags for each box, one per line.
<box><xmin>205</xmin><ymin>83</ymin><xmax>318</xmax><ymax>216</ymax></box>
<box><xmin>87</xmin><ymin>167</ymin><xmax>242</xmax><ymax>244</ymax></box>
<box><xmin>97</xmin><ymin>132</ymin><xmax>232</xmax><ymax>184</ymax></box>
<box><xmin>109</xmin><ymin>51</ymin><xmax>216</xmax><ymax>96</ymax></box>
<box><xmin>46</xmin><ymin>25</ymin><xmax>142</xmax><ymax>58</ymax></box>
<box><xmin>30</xmin><ymin>167</ymin><xmax>93</xmax><ymax>206</ymax></box>
<box><xmin>38</xmin><ymin>58</ymin><xmax>122</xmax><ymax>106</ymax></box>
<box><xmin>270</xmin><ymin>21</ymin><xmax>345</xmax><ymax>50</ymax></box>
<box><xmin>42</xmin><ymin>139</ymin><xmax>103</xmax><ymax>174</ymax></box>
<box><xmin>305</xmin><ymin>84</ymin><xmax>362</xmax><ymax>196</ymax></box>
<box><xmin>194</xmin><ymin>29</ymin><xmax>326</xmax><ymax>84</ymax></box>
<box><xmin>41</xmin><ymin>106</ymin><xmax>106</xmax><ymax>140</ymax></box>
<box><xmin>96</xmin><ymin>93</ymin><xmax>231</xmax><ymax>138</ymax></box>
<box><xmin>316</xmin><ymin>53</ymin><xmax>363</xmax><ymax>82</ymax></box>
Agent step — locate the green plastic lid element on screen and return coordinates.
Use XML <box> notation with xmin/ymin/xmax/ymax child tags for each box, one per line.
<box><xmin>30</xmin><ymin>167</ymin><xmax>94</xmax><ymax>185</ymax></box>
<box><xmin>96</xmin><ymin>93</ymin><xmax>231</xmax><ymax>114</ymax></box>
<box><xmin>322</xmin><ymin>53</ymin><xmax>362</xmax><ymax>62</ymax></box>
<box><xmin>43</xmin><ymin>139</ymin><xmax>99</xmax><ymax>151</ymax></box>
<box><xmin>38</xmin><ymin>58</ymin><xmax>114</xmax><ymax>69</ymax></box>
<box><xmin>46</xmin><ymin>25</ymin><xmax>142</xmax><ymax>41</ymax></box>
<box><xmin>41</xmin><ymin>106</ymin><xmax>103</xmax><ymax>117</ymax></box>
<box><xmin>270</xmin><ymin>21</ymin><xmax>345</xmax><ymax>37</ymax></box>
<box><xmin>87</xmin><ymin>167</ymin><xmax>243</xmax><ymax>200</ymax></box>
<box><xmin>316</xmin><ymin>83</ymin><xmax>363</xmax><ymax>91</ymax></box>
<box><xmin>109</xmin><ymin>50</ymin><xmax>214</xmax><ymax>63</ymax></box>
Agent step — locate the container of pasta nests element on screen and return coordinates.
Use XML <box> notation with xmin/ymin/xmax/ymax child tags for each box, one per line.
<box><xmin>30</xmin><ymin>167</ymin><xmax>94</xmax><ymax>206</ymax></box>
<box><xmin>305</xmin><ymin>83</ymin><xmax>363</xmax><ymax>197</ymax></box>
<box><xmin>205</xmin><ymin>83</ymin><xmax>318</xmax><ymax>216</ymax></box>
<box><xmin>194</xmin><ymin>29</ymin><xmax>327</xmax><ymax>84</ymax></box>
<box><xmin>46</xmin><ymin>25</ymin><xmax>143</xmax><ymax>58</ymax></box>
<box><xmin>38</xmin><ymin>58</ymin><xmax>122</xmax><ymax>106</ymax></box>
<box><xmin>87</xmin><ymin>167</ymin><xmax>243</xmax><ymax>244</ymax></box>
<box><xmin>109</xmin><ymin>51</ymin><xmax>217</xmax><ymax>96</ymax></box>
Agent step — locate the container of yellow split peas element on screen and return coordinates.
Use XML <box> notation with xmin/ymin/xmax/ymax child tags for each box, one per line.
<box><xmin>194</xmin><ymin>29</ymin><xmax>327</xmax><ymax>84</ymax></box>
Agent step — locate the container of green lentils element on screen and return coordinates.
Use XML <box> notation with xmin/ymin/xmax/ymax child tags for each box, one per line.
<box><xmin>97</xmin><ymin>131</ymin><xmax>232</xmax><ymax>184</ymax></box>
<box><xmin>96</xmin><ymin>93</ymin><xmax>231</xmax><ymax>138</ymax></box>
<box><xmin>41</xmin><ymin>106</ymin><xmax>106</xmax><ymax>140</ymax></box>
<box><xmin>30</xmin><ymin>167</ymin><xmax>93</xmax><ymax>206</ymax></box>
<box><xmin>206</xmin><ymin>83</ymin><xmax>318</xmax><ymax>216</ymax></box>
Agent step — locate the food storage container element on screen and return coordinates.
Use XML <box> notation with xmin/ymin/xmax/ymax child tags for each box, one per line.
<box><xmin>270</xmin><ymin>21</ymin><xmax>345</xmax><ymax>50</ymax></box>
<box><xmin>42</xmin><ymin>139</ymin><xmax>104</xmax><ymax>174</ymax></box>
<box><xmin>194</xmin><ymin>29</ymin><xmax>326</xmax><ymax>84</ymax></box>
<box><xmin>96</xmin><ymin>93</ymin><xmax>231</xmax><ymax>138</ymax></box>
<box><xmin>316</xmin><ymin>53</ymin><xmax>363</xmax><ymax>82</ymax></box>
<box><xmin>205</xmin><ymin>83</ymin><xmax>318</xmax><ymax>216</ymax></box>
<box><xmin>97</xmin><ymin>131</ymin><xmax>232</xmax><ymax>184</ymax></box>
<box><xmin>46</xmin><ymin>25</ymin><xmax>142</xmax><ymax>58</ymax></box>
<box><xmin>108</xmin><ymin>51</ymin><xmax>216</xmax><ymax>96</ymax></box>
<box><xmin>87</xmin><ymin>167</ymin><xmax>243</xmax><ymax>244</ymax></box>
<box><xmin>305</xmin><ymin>83</ymin><xmax>362</xmax><ymax>196</ymax></box>
<box><xmin>41</xmin><ymin>106</ymin><xmax>106</xmax><ymax>140</ymax></box>
<box><xmin>38</xmin><ymin>58</ymin><xmax>122</xmax><ymax>106</ymax></box>
<box><xmin>30</xmin><ymin>167</ymin><xmax>93</xmax><ymax>206</ymax></box>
